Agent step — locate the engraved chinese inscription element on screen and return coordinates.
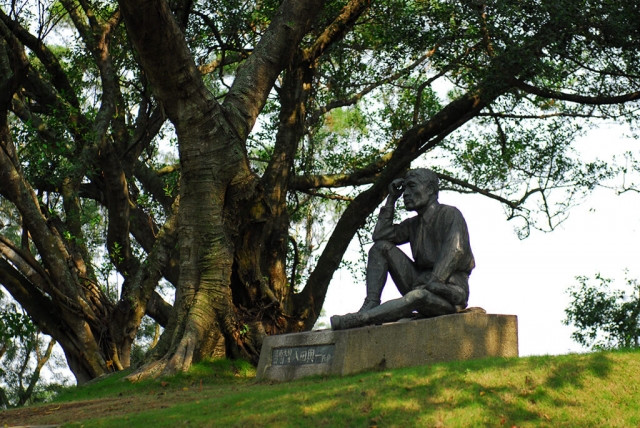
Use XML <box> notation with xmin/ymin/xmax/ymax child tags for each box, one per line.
<box><xmin>271</xmin><ymin>344</ymin><xmax>335</xmax><ymax>366</ymax></box>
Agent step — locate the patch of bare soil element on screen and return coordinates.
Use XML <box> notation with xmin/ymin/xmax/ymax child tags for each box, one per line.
<box><xmin>0</xmin><ymin>388</ymin><xmax>202</xmax><ymax>427</ymax></box>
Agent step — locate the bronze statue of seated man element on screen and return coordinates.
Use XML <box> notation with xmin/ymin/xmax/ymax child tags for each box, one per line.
<box><xmin>330</xmin><ymin>168</ymin><xmax>475</xmax><ymax>330</ymax></box>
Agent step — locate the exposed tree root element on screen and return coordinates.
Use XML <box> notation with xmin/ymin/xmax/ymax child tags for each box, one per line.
<box><xmin>162</xmin><ymin>335</ymin><xmax>196</xmax><ymax>376</ymax></box>
<box><xmin>125</xmin><ymin>358</ymin><xmax>169</xmax><ymax>383</ymax></box>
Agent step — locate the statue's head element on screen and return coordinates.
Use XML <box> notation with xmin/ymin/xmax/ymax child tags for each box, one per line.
<box><xmin>403</xmin><ymin>168</ymin><xmax>439</xmax><ymax>211</ymax></box>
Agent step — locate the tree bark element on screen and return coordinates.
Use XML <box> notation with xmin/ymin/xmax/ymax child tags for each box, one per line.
<box><xmin>118</xmin><ymin>0</ymin><xmax>327</xmax><ymax>377</ymax></box>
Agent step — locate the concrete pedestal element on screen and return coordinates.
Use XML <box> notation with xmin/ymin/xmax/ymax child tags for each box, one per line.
<box><xmin>256</xmin><ymin>312</ymin><xmax>518</xmax><ymax>382</ymax></box>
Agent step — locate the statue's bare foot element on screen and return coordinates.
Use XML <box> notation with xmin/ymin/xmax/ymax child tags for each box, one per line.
<box><xmin>330</xmin><ymin>312</ymin><xmax>366</xmax><ymax>330</ymax></box>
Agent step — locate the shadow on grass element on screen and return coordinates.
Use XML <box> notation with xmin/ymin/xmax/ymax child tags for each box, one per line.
<box><xmin>544</xmin><ymin>351</ymin><xmax>612</xmax><ymax>389</ymax></box>
<box><xmin>55</xmin><ymin>351</ymin><xmax>631</xmax><ymax>427</ymax></box>
<box><xmin>213</xmin><ymin>352</ymin><xmax>618</xmax><ymax>427</ymax></box>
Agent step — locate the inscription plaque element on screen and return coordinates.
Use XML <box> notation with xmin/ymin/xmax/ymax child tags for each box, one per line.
<box><xmin>272</xmin><ymin>344</ymin><xmax>335</xmax><ymax>366</ymax></box>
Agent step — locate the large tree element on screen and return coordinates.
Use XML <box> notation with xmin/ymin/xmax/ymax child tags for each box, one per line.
<box><xmin>1</xmin><ymin>0</ymin><xmax>639</xmax><ymax>383</ymax></box>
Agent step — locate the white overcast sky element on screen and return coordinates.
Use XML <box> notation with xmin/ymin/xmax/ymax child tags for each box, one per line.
<box><xmin>321</xmin><ymin>124</ymin><xmax>640</xmax><ymax>356</ymax></box>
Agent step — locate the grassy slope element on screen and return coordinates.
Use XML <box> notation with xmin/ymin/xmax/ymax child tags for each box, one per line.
<box><xmin>2</xmin><ymin>349</ymin><xmax>640</xmax><ymax>427</ymax></box>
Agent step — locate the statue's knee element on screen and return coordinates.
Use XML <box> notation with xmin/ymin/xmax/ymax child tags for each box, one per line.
<box><xmin>370</xmin><ymin>240</ymin><xmax>395</xmax><ymax>256</ymax></box>
<box><xmin>404</xmin><ymin>289</ymin><xmax>428</xmax><ymax>305</ymax></box>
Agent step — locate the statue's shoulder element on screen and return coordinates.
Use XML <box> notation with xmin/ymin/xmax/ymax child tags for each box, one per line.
<box><xmin>436</xmin><ymin>203</ymin><xmax>467</xmax><ymax>222</ymax></box>
<box><xmin>437</xmin><ymin>203</ymin><xmax>463</xmax><ymax>215</ymax></box>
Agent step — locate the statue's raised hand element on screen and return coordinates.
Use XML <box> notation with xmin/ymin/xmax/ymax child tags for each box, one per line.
<box><xmin>388</xmin><ymin>178</ymin><xmax>405</xmax><ymax>202</ymax></box>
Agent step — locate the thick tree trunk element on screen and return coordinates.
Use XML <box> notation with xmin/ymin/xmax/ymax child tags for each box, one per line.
<box><xmin>119</xmin><ymin>0</ymin><xmax>326</xmax><ymax>379</ymax></box>
<box><xmin>228</xmin><ymin>62</ymin><xmax>316</xmax><ymax>338</ymax></box>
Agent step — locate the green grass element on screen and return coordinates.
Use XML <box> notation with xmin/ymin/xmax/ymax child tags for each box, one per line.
<box><xmin>53</xmin><ymin>358</ymin><xmax>257</xmax><ymax>403</ymax></box>
<box><xmin>8</xmin><ymin>349</ymin><xmax>640</xmax><ymax>427</ymax></box>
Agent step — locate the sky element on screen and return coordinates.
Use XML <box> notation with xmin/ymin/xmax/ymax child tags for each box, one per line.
<box><xmin>320</xmin><ymin>125</ymin><xmax>640</xmax><ymax>357</ymax></box>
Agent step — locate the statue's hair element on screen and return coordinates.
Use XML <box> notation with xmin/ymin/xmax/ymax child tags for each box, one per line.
<box><xmin>405</xmin><ymin>168</ymin><xmax>439</xmax><ymax>196</ymax></box>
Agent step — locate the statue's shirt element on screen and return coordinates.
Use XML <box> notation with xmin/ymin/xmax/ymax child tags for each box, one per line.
<box><xmin>373</xmin><ymin>202</ymin><xmax>475</xmax><ymax>283</ymax></box>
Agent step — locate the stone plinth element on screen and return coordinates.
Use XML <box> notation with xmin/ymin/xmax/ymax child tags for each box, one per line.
<box><xmin>256</xmin><ymin>313</ymin><xmax>518</xmax><ymax>382</ymax></box>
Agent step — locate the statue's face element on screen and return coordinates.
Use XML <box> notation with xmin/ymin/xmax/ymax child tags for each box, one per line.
<box><xmin>403</xmin><ymin>176</ymin><xmax>433</xmax><ymax>211</ymax></box>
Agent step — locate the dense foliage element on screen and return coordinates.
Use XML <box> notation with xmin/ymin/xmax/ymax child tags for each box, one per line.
<box><xmin>0</xmin><ymin>0</ymin><xmax>639</xmax><ymax>383</ymax></box>
<box><xmin>564</xmin><ymin>273</ymin><xmax>640</xmax><ymax>350</ymax></box>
